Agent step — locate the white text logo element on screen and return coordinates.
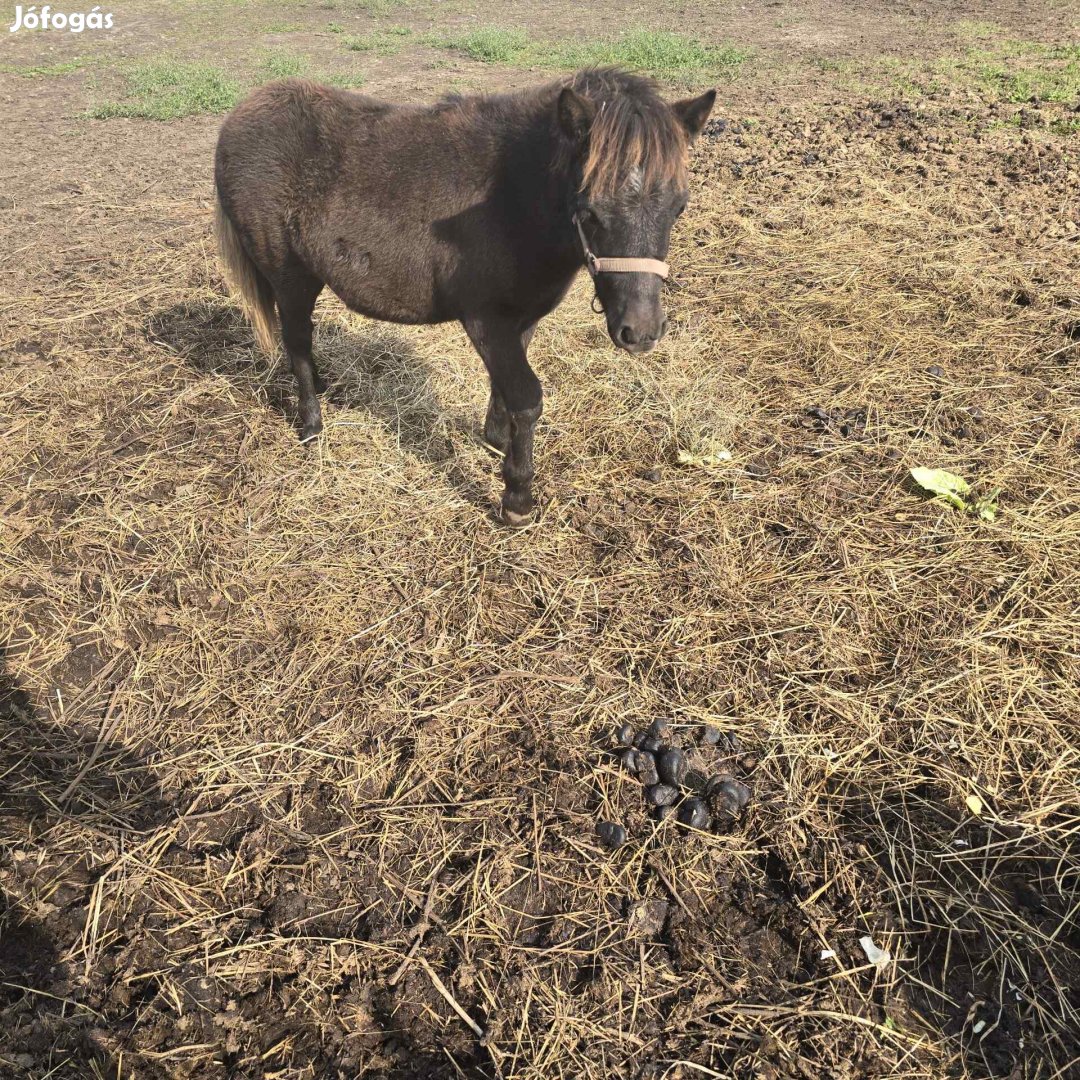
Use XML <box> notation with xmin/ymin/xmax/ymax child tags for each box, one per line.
<box><xmin>9</xmin><ymin>5</ymin><xmax>114</xmax><ymax>31</ymax></box>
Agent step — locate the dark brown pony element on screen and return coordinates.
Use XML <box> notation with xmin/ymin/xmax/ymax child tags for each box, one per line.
<box><xmin>214</xmin><ymin>68</ymin><xmax>714</xmax><ymax>524</ymax></box>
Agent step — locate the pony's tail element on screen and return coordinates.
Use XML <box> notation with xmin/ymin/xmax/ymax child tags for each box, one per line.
<box><xmin>214</xmin><ymin>190</ymin><xmax>279</xmax><ymax>354</ymax></box>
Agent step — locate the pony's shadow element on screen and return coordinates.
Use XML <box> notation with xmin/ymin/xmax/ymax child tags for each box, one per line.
<box><xmin>0</xmin><ymin>645</ymin><xmax>170</xmax><ymax>1076</ymax></box>
<box><xmin>147</xmin><ymin>299</ymin><xmax>498</xmax><ymax>515</ymax></box>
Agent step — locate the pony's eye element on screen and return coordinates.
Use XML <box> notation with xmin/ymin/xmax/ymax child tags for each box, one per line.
<box><xmin>579</xmin><ymin>207</ymin><xmax>599</xmax><ymax>228</ymax></box>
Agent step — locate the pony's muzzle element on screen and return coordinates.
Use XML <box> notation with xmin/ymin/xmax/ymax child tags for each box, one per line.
<box><xmin>615</xmin><ymin>316</ymin><xmax>669</xmax><ymax>352</ymax></box>
<box><xmin>610</xmin><ymin>305</ymin><xmax>668</xmax><ymax>354</ymax></box>
<box><xmin>596</xmin><ymin>264</ymin><xmax>668</xmax><ymax>353</ymax></box>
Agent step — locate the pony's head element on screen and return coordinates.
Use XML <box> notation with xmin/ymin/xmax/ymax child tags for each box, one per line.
<box><xmin>557</xmin><ymin>70</ymin><xmax>715</xmax><ymax>353</ymax></box>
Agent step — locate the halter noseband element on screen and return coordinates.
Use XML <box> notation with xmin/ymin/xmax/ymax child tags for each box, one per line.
<box><xmin>572</xmin><ymin>214</ymin><xmax>670</xmax><ymax>280</ymax></box>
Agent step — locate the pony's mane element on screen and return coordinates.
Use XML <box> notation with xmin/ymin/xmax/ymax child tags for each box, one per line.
<box><xmin>570</xmin><ymin>68</ymin><xmax>688</xmax><ymax>197</ymax></box>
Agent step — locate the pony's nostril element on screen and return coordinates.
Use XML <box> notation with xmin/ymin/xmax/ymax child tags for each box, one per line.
<box><xmin>619</xmin><ymin>324</ymin><xmax>639</xmax><ymax>345</ymax></box>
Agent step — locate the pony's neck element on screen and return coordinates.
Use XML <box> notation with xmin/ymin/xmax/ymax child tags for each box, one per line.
<box><xmin>518</xmin><ymin>94</ymin><xmax>582</xmax><ymax>259</ymax></box>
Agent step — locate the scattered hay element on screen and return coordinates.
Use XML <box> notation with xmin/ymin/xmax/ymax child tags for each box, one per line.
<box><xmin>1</xmin><ymin>77</ymin><xmax>1078</xmax><ymax>1080</ymax></box>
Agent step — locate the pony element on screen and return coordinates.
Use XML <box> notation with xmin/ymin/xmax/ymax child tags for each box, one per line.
<box><xmin>214</xmin><ymin>68</ymin><xmax>714</xmax><ymax>523</ymax></box>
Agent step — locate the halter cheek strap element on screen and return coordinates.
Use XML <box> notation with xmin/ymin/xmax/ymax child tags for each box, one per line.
<box><xmin>573</xmin><ymin>214</ymin><xmax>670</xmax><ymax>280</ymax></box>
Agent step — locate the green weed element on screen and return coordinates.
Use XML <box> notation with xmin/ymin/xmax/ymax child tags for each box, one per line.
<box><xmin>90</xmin><ymin>60</ymin><xmax>242</xmax><ymax>120</ymax></box>
<box><xmin>437</xmin><ymin>28</ymin><xmax>749</xmax><ymax>83</ymax></box>
<box><xmin>344</xmin><ymin>29</ymin><xmax>411</xmax><ymax>55</ymax></box>
<box><xmin>259</xmin><ymin>51</ymin><xmax>307</xmax><ymax>79</ymax></box>
<box><xmin>977</xmin><ymin>57</ymin><xmax>1080</xmax><ymax>102</ymax></box>
<box><xmin>325</xmin><ymin>71</ymin><xmax>367</xmax><ymax>89</ymax></box>
<box><xmin>0</xmin><ymin>58</ymin><xmax>85</xmax><ymax>77</ymax></box>
<box><xmin>442</xmin><ymin>27</ymin><xmax>529</xmax><ymax>64</ymax></box>
<box><xmin>551</xmin><ymin>30</ymin><xmax>749</xmax><ymax>81</ymax></box>
<box><xmin>347</xmin><ymin>0</ymin><xmax>408</xmax><ymax>12</ymax></box>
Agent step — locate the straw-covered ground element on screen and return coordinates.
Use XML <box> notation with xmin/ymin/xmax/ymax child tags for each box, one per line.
<box><xmin>1</xmin><ymin>3</ymin><xmax>1078</xmax><ymax>1078</ymax></box>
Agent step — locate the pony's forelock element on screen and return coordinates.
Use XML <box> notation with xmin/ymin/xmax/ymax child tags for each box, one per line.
<box><xmin>570</xmin><ymin>69</ymin><xmax>688</xmax><ymax>197</ymax></box>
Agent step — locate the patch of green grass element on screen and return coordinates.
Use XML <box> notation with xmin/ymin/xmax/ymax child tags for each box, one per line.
<box><xmin>826</xmin><ymin>38</ymin><xmax>1080</xmax><ymax>106</ymax></box>
<box><xmin>441</xmin><ymin>27</ymin><xmax>530</xmax><ymax>64</ymax></box>
<box><xmin>436</xmin><ymin>28</ymin><xmax>749</xmax><ymax>83</ymax></box>
<box><xmin>257</xmin><ymin>49</ymin><xmax>372</xmax><ymax>90</ymax></box>
<box><xmin>327</xmin><ymin>21</ymin><xmax>345</xmax><ymax>33</ymax></box>
<box><xmin>0</xmin><ymin>58</ymin><xmax>85</xmax><ymax>77</ymax></box>
<box><xmin>977</xmin><ymin>55</ymin><xmax>1080</xmax><ymax>102</ymax></box>
<box><xmin>259</xmin><ymin>50</ymin><xmax>307</xmax><ymax>79</ymax></box>
<box><xmin>344</xmin><ymin>0</ymin><xmax>408</xmax><ymax>12</ymax></box>
<box><xmin>325</xmin><ymin>71</ymin><xmax>367</xmax><ymax>89</ymax></box>
<box><xmin>262</xmin><ymin>21</ymin><xmax>302</xmax><ymax>33</ymax></box>
<box><xmin>868</xmin><ymin>57</ymin><xmax>950</xmax><ymax>97</ymax></box>
<box><xmin>344</xmin><ymin>28</ymin><xmax>411</xmax><ymax>55</ymax></box>
<box><xmin>992</xmin><ymin>108</ymin><xmax>1080</xmax><ymax>136</ymax></box>
<box><xmin>932</xmin><ymin>40</ymin><xmax>1080</xmax><ymax>103</ymax></box>
<box><xmin>552</xmin><ymin>30</ymin><xmax>749</xmax><ymax>81</ymax></box>
<box><xmin>810</xmin><ymin>57</ymin><xmax>851</xmax><ymax>74</ymax></box>
<box><xmin>90</xmin><ymin>61</ymin><xmax>242</xmax><ymax>120</ymax></box>
<box><xmin>952</xmin><ymin>19</ymin><xmax>1003</xmax><ymax>40</ymax></box>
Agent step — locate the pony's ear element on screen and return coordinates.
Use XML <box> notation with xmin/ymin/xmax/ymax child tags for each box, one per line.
<box><xmin>558</xmin><ymin>86</ymin><xmax>597</xmax><ymax>143</ymax></box>
<box><xmin>671</xmin><ymin>89</ymin><xmax>717</xmax><ymax>141</ymax></box>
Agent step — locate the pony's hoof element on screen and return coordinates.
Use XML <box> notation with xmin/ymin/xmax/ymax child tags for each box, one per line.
<box><xmin>299</xmin><ymin>423</ymin><xmax>323</xmax><ymax>444</ymax></box>
<box><xmin>502</xmin><ymin>507</ymin><xmax>532</xmax><ymax>528</ymax></box>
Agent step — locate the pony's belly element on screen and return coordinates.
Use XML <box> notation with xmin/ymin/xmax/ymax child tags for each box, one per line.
<box><xmin>333</xmin><ymin>284</ymin><xmax>438</xmax><ymax>324</ymax></box>
<box><xmin>321</xmin><ymin>257</ymin><xmax>441</xmax><ymax>324</ymax></box>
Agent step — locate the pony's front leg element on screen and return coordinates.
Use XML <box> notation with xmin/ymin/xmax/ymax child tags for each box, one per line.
<box><xmin>502</xmin><ymin>399</ymin><xmax>542</xmax><ymax>526</ymax></box>
<box><xmin>483</xmin><ymin>388</ymin><xmax>510</xmax><ymax>455</ymax></box>
<box><xmin>464</xmin><ymin>317</ymin><xmax>543</xmax><ymax>525</ymax></box>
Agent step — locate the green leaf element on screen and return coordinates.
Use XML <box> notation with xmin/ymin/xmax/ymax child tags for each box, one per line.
<box><xmin>910</xmin><ymin>468</ymin><xmax>1001</xmax><ymax>521</ymax></box>
<box><xmin>909</xmin><ymin>467</ymin><xmax>971</xmax><ymax>511</ymax></box>
<box><xmin>974</xmin><ymin>487</ymin><xmax>1001</xmax><ymax>521</ymax></box>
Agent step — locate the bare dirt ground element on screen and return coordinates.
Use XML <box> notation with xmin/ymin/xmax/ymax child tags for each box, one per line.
<box><xmin>1</xmin><ymin>2</ymin><xmax>1079</xmax><ymax>1078</ymax></box>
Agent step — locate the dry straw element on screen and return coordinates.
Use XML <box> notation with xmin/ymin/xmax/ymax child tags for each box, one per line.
<box><xmin>1</xmin><ymin>89</ymin><xmax>1078</xmax><ymax>1080</ymax></box>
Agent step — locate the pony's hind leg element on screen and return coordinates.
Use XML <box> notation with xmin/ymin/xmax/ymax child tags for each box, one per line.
<box><xmin>274</xmin><ymin>271</ymin><xmax>324</xmax><ymax>442</ymax></box>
